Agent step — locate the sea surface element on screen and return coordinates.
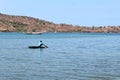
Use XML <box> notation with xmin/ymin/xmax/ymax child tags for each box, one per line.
<box><xmin>0</xmin><ymin>32</ymin><xmax>120</xmax><ymax>80</ymax></box>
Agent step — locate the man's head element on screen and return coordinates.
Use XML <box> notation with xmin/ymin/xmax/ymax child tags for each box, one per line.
<box><xmin>40</xmin><ymin>41</ymin><xmax>42</xmax><ymax>42</ymax></box>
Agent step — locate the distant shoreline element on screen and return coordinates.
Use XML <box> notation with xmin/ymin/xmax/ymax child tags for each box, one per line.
<box><xmin>0</xmin><ymin>31</ymin><xmax>120</xmax><ymax>34</ymax></box>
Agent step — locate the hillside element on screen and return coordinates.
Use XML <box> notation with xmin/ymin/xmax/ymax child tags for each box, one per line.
<box><xmin>0</xmin><ymin>13</ymin><xmax>120</xmax><ymax>33</ymax></box>
<box><xmin>0</xmin><ymin>13</ymin><xmax>81</xmax><ymax>32</ymax></box>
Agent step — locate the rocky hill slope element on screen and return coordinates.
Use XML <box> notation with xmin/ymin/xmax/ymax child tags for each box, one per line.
<box><xmin>0</xmin><ymin>13</ymin><xmax>120</xmax><ymax>33</ymax></box>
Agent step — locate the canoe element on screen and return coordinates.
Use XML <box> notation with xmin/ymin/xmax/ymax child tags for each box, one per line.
<box><xmin>25</xmin><ymin>31</ymin><xmax>45</xmax><ymax>35</ymax></box>
<box><xmin>28</xmin><ymin>46</ymin><xmax>47</xmax><ymax>49</ymax></box>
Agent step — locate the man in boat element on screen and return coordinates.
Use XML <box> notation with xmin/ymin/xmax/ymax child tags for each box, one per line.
<box><xmin>38</xmin><ymin>41</ymin><xmax>43</xmax><ymax>47</ymax></box>
<box><xmin>38</xmin><ymin>41</ymin><xmax>48</xmax><ymax>48</ymax></box>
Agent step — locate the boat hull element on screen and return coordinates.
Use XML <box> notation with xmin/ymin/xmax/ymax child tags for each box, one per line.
<box><xmin>28</xmin><ymin>46</ymin><xmax>46</xmax><ymax>49</ymax></box>
<box><xmin>26</xmin><ymin>32</ymin><xmax>42</xmax><ymax>35</ymax></box>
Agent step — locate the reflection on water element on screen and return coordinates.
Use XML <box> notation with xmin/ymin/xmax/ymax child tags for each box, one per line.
<box><xmin>0</xmin><ymin>32</ymin><xmax>120</xmax><ymax>80</ymax></box>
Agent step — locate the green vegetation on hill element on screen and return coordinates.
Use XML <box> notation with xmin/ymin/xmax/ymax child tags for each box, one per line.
<box><xmin>0</xmin><ymin>13</ymin><xmax>120</xmax><ymax>33</ymax></box>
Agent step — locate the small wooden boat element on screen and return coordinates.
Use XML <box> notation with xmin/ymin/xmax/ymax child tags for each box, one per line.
<box><xmin>28</xmin><ymin>45</ymin><xmax>48</xmax><ymax>49</ymax></box>
<box><xmin>26</xmin><ymin>32</ymin><xmax>42</xmax><ymax>35</ymax></box>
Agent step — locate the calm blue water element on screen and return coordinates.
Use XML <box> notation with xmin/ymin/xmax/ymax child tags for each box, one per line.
<box><xmin>0</xmin><ymin>32</ymin><xmax>120</xmax><ymax>80</ymax></box>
